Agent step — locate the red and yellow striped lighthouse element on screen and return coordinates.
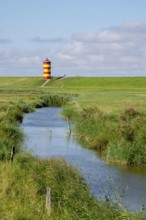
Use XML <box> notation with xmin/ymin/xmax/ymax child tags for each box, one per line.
<box><xmin>43</xmin><ymin>58</ymin><xmax>51</xmax><ymax>80</ymax></box>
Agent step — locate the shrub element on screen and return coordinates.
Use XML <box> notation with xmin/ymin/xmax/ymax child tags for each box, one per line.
<box><xmin>120</xmin><ymin>107</ymin><xmax>142</xmax><ymax>121</ymax></box>
<box><xmin>34</xmin><ymin>94</ymin><xmax>70</xmax><ymax>108</ymax></box>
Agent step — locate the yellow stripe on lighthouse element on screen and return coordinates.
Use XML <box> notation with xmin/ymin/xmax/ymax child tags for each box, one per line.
<box><xmin>44</xmin><ymin>69</ymin><xmax>50</xmax><ymax>73</ymax></box>
<box><xmin>44</xmin><ymin>73</ymin><xmax>50</xmax><ymax>77</ymax></box>
<box><xmin>43</xmin><ymin>64</ymin><xmax>50</xmax><ymax>68</ymax></box>
<box><xmin>43</xmin><ymin>58</ymin><xmax>51</xmax><ymax>80</ymax></box>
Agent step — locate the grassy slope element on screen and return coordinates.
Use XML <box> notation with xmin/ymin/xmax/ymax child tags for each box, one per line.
<box><xmin>1</xmin><ymin>76</ymin><xmax>146</xmax><ymax>112</ymax></box>
<box><xmin>56</xmin><ymin>77</ymin><xmax>146</xmax><ymax>112</ymax></box>
<box><xmin>1</xmin><ymin>76</ymin><xmax>146</xmax><ymax>90</ymax></box>
<box><xmin>51</xmin><ymin>77</ymin><xmax>146</xmax><ymax>91</ymax></box>
<box><xmin>0</xmin><ymin>76</ymin><xmax>43</xmax><ymax>89</ymax></box>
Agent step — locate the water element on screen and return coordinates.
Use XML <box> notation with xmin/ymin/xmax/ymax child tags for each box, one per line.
<box><xmin>21</xmin><ymin>107</ymin><xmax>146</xmax><ymax>211</ymax></box>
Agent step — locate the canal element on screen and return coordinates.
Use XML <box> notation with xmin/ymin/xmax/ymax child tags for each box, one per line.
<box><xmin>21</xmin><ymin>107</ymin><xmax>146</xmax><ymax>211</ymax></box>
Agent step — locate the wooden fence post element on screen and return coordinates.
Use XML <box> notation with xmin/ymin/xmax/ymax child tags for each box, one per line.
<box><xmin>46</xmin><ymin>188</ymin><xmax>51</xmax><ymax>216</ymax></box>
<box><xmin>10</xmin><ymin>146</ymin><xmax>15</xmax><ymax>163</ymax></box>
<box><xmin>67</xmin><ymin>118</ymin><xmax>71</xmax><ymax>135</ymax></box>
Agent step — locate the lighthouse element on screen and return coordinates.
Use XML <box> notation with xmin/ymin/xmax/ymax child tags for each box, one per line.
<box><xmin>43</xmin><ymin>58</ymin><xmax>51</xmax><ymax>80</ymax></box>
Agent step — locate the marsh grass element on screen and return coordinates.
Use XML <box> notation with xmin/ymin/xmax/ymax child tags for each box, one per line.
<box><xmin>34</xmin><ymin>94</ymin><xmax>70</xmax><ymax>108</ymax></box>
<box><xmin>0</xmin><ymin>94</ymin><xmax>70</xmax><ymax>161</ymax></box>
<box><xmin>61</xmin><ymin>105</ymin><xmax>78</xmax><ymax>135</ymax></box>
<box><xmin>0</xmin><ymin>105</ymin><xmax>24</xmax><ymax>160</ymax></box>
<box><xmin>73</xmin><ymin>106</ymin><xmax>146</xmax><ymax>166</ymax></box>
<box><xmin>74</xmin><ymin>106</ymin><xmax>117</xmax><ymax>151</ymax></box>
<box><xmin>0</xmin><ymin>77</ymin><xmax>146</xmax><ymax>218</ymax></box>
<box><xmin>0</xmin><ymin>120</ymin><xmax>24</xmax><ymax>160</ymax></box>
<box><xmin>0</xmin><ymin>153</ymin><xmax>144</xmax><ymax>220</ymax></box>
<box><xmin>107</xmin><ymin>108</ymin><xmax>146</xmax><ymax>165</ymax></box>
<box><xmin>15</xmin><ymin>100</ymin><xmax>35</xmax><ymax>113</ymax></box>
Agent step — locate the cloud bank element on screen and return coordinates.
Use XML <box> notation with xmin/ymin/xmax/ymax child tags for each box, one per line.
<box><xmin>0</xmin><ymin>22</ymin><xmax>146</xmax><ymax>76</ymax></box>
<box><xmin>53</xmin><ymin>22</ymin><xmax>146</xmax><ymax>76</ymax></box>
<box><xmin>0</xmin><ymin>38</ymin><xmax>12</xmax><ymax>44</ymax></box>
<box><xmin>30</xmin><ymin>37</ymin><xmax>67</xmax><ymax>44</ymax></box>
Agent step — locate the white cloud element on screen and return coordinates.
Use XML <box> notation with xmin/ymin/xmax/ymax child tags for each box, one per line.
<box><xmin>115</xmin><ymin>22</ymin><xmax>146</xmax><ymax>33</ymax></box>
<box><xmin>72</xmin><ymin>31</ymin><xmax>123</xmax><ymax>43</ymax></box>
<box><xmin>52</xmin><ymin>22</ymin><xmax>146</xmax><ymax>76</ymax></box>
<box><xmin>0</xmin><ymin>48</ymin><xmax>51</xmax><ymax>76</ymax></box>
<box><xmin>0</xmin><ymin>38</ymin><xmax>12</xmax><ymax>44</ymax></box>
<box><xmin>1</xmin><ymin>22</ymin><xmax>146</xmax><ymax>76</ymax></box>
<box><xmin>18</xmin><ymin>56</ymin><xmax>40</xmax><ymax>65</ymax></box>
<box><xmin>29</xmin><ymin>36</ymin><xmax>67</xmax><ymax>44</ymax></box>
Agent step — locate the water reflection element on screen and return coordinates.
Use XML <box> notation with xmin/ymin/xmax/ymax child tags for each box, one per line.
<box><xmin>21</xmin><ymin>107</ymin><xmax>146</xmax><ymax>211</ymax></box>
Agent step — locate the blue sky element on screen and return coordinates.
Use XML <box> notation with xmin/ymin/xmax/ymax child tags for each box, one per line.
<box><xmin>0</xmin><ymin>0</ymin><xmax>146</xmax><ymax>76</ymax></box>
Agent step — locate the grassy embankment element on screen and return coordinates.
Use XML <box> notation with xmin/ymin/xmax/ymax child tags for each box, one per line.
<box><xmin>0</xmin><ymin>76</ymin><xmax>146</xmax><ymax>219</ymax></box>
<box><xmin>1</xmin><ymin>76</ymin><xmax>146</xmax><ymax>165</ymax></box>
<box><xmin>52</xmin><ymin>76</ymin><xmax>146</xmax><ymax>166</ymax></box>
<box><xmin>72</xmin><ymin>106</ymin><xmax>146</xmax><ymax>166</ymax></box>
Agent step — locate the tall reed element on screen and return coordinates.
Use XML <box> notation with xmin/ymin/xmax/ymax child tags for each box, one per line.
<box><xmin>73</xmin><ymin>106</ymin><xmax>146</xmax><ymax>166</ymax></box>
<box><xmin>0</xmin><ymin>96</ymin><xmax>145</xmax><ymax>219</ymax></box>
<box><xmin>0</xmin><ymin>154</ymin><xmax>143</xmax><ymax>220</ymax></box>
<box><xmin>0</xmin><ymin>94</ymin><xmax>70</xmax><ymax>161</ymax></box>
<box><xmin>34</xmin><ymin>94</ymin><xmax>70</xmax><ymax>108</ymax></box>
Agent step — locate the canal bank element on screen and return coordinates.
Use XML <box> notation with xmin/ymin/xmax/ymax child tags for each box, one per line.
<box><xmin>21</xmin><ymin>107</ymin><xmax>146</xmax><ymax>212</ymax></box>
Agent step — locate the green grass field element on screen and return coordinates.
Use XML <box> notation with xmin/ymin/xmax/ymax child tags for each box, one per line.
<box><xmin>1</xmin><ymin>76</ymin><xmax>146</xmax><ymax>112</ymax></box>
<box><xmin>0</xmin><ymin>76</ymin><xmax>146</xmax><ymax>219</ymax></box>
<box><xmin>1</xmin><ymin>76</ymin><xmax>146</xmax><ymax>91</ymax></box>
